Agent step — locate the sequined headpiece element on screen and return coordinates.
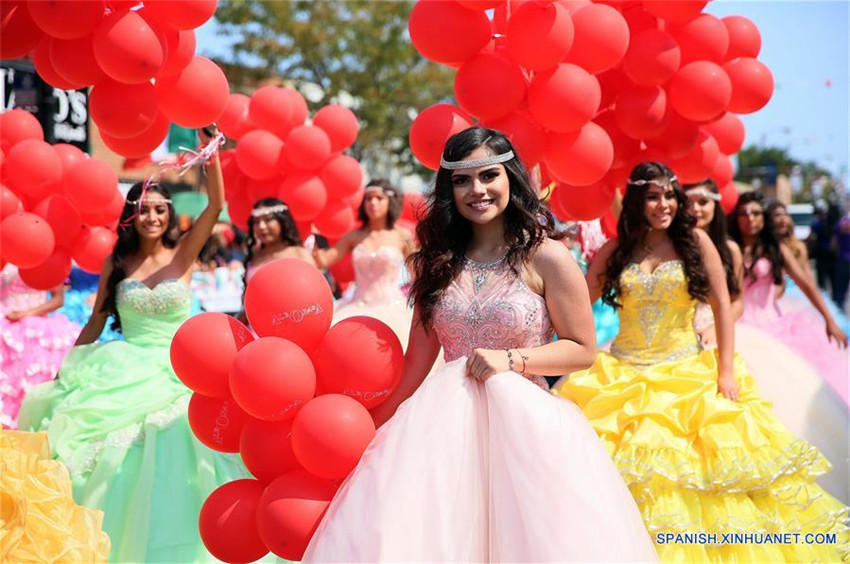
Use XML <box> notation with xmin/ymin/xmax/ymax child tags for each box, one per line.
<box><xmin>440</xmin><ymin>150</ymin><xmax>515</xmax><ymax>170</ymax></box>
<box><xmin>626</xmin><ymin>176</ymin><xmax>677</xmax><ymax>188</ymax></box>
<box><xmin>251</xmin><ymin>204</ymin><xmax>289</xmax><ymax>217</ymax></box>
<box><xmin>684</xmin><ymin>187</ymin><xmax>721</xmax><ymax>201</ymax></box>
<box><xmin>364</xmin><ymin>185</ymin><xmax>397</xmax><ymax>197</ymax></box>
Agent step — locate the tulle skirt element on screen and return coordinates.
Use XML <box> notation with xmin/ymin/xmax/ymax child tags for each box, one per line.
<box><xmin>304</xmin><ymin>358</ymin><xmax>658</xmax><ymax>562</ymax></box>
<box><xmin>1</xmin><ymin>313</ymin><xmax>79</xmax><ymax>428</ymax></box>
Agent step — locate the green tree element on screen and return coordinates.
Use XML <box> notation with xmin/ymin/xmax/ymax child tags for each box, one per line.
<box><xmin>213</xmin><ymin>0</ymin><xmax>455</xmax><ymax>174</ymax></box>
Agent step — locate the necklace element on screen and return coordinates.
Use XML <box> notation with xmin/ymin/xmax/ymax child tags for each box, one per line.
<box><xmin>464</xmin><ymin>253</ymin><xmax>507</xmax><ymax>293</ymax></box>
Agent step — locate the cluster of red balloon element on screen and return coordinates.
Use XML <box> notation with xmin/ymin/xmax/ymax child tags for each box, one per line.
<box><xmin>170</xmin><ymin>258</ymin><xmax>404</xmax><ymax>562</ymax></box>
<box><xmin>0</xmin><ymin>109</ymin><xmax>120</xmax><ymax>287</ymax></box>
<box><xmin>408</xmin><ymin>0</ymin><xmax>772</xmax><ymax>225</ymax></box>
<box><xmin>1</xmin><ymin>0</ymin><xmax>229</xmax><ymax>158</ymax></box>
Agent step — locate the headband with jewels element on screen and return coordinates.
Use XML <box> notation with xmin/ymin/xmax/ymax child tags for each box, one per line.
<box><xmin>127</xmin><ymin>197</ymin><xmax>173</xmax><ymax>205</ymax></box>
<box><xmin>364</xmin><ymin>185</ymin><xmax>397</xmax><ymax>197</ymax></box>
<box><xmin>251</xmin><ymin>204</ymin><xmax>289</xmax><ymax>217</ymax></box>
<box><xmin>684</xmin><ymin>187</ymin><xmax>721</xmax><ymax>201</ymax></box>
<box><xmin>626</xmin><ymin>176</ymin><xmax>678</xmax><ymax>188</ymax></box>
<box><xmin>440</xmin><ymin>150</ymin><xmax>515</xmax><ymax>170</ymax></box>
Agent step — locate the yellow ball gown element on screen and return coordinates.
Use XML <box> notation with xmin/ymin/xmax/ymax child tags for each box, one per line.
<box><xmin>553</xmin><ymin>261</ymin><xmax>849</xmax><ymax>562</ymax></box>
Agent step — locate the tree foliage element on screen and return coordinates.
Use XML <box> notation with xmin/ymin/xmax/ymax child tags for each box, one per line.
<box><xmin>214</xmin><ymin>0</ymin><xmax>455</xmax><ymax>174</ymax></box>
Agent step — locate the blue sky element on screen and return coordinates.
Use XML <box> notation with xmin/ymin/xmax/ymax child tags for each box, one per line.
<box><xmin>196</xmin><ymin>1</ymin><xmax>849</xmax><ymax>181</ymax></box>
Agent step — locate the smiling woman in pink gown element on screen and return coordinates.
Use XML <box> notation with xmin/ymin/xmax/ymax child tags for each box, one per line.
<box><xmin>302</xmin><ymin>128</ymin><xmax>657</xmax><ymax>562</ymax></box>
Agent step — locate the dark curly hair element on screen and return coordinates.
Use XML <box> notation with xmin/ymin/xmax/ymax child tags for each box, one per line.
<box><xmin>728</xmin><ymin>191</ymin><xmax>784</xmax><ymax>284</ymax></box>
<box><xmin>102</xmin><ymin>182</ymin><xmax>179</xmax><ymax>332</ymax></box>
<box><xmin>409</xmin><ymin>127</ymin><xmax>560</xmax><ymax>329</ymax></box>
<box><xmin>683</xmin><ymin>178</ymin><xmax>740</xmax><ymax>298</ymax></box>
<box><xmin>602</xmin><ymin>162</ymin><xmax>709</xmax><ymax>308</ymax></box>
<box><xmin>357</xmin><ymin>178</ymin><xmax>403</xmax><ymax>229</ymax></box>
<box><xmin>243</xmin><ymin>197</ymin><xmax>302</xmax><ymax>294</ymax></box>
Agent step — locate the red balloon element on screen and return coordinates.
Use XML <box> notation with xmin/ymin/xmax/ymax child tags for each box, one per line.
<box><xmin>171</xmin><ymin>312</ymin><xmax>254</xmax><ymax>399</ymax></box>
<box><xmin>313</xmin><ymin>105</ymin><xmax>359</xmax><ymax>153</ymax></box>
<box><xmin>27</xmin><ymin>0</ymin><xmax>105</xmax><ymax>40</ymax></box>
<box><xmin>1</xmin><ymin>4</ymin><xmax>44</xmax><ymax>60</ymax></box>
<box><xmin>644</xmin><ymin>110</ymin><xmax>700</xmax><ymax>159</ymax></box>
<box><xmin>719</xmin><ymin>181</ymin><xmax>738</xmax><ymax>214</ymax></box>
<box><xmin>622</xmin><ymin>29</ymin><xmax>680</xmax><ymax>87</ymax></box>
<box><xmin>157</xmin><ymin>27</ymin><xmax>196</xmax><ymax>79</ymax></box>
<box><xmin>240</xmin><ymin>419</ymin><xmax>301</xmax><ymax>483</ymax></box>
<box><xmin>5</xmin><ymin>140</ymin><xmax>62</xmax><ymax>201</ymax></box>
<box><xmin>246</xmin><ymin>177</ymin><xmax>284</xmax><ymax>205</ymax></box>
<box><xmin>482</xmin><ymin>111</ymin><xmax>546</xmax><ymax>168</ymax></box>
<box><xmin>32</xmin><ymin>39</ymin><xmax>85</xmax><ymax>90</ymax></box>
<box><xmin>711</xmin><ymin>154</ymin><xmax>734</xmax><ymax>187</ymax></box>
<box><xmin>285</xmin><ymin>88</ymin><xmax>309</xmax><ymax>127</ymax></box>
<box><xmin>282</xmin><ymin>126</ymin><xmax>333</xmax><ymax>172</ymax></box>
<box><xmin>218</xmin><ymin>93</ymin><xmax>252</xmax><ymax>140</ymax></box>
<box><xmin>70</xmin><ymin>226</ymin><xmax>116</xmax><ymax>273</ymax></box>
<box><xmin>528</xmin><ymin>64</ymin><xmax>599</xmax><ymax>134</ymax></box>
<box><xmin>600</xmin><ymin>209</ymin><xmax>618</xmax><ymax>238</ymax></box>
<box><xmin>409</xmin><ymin>104</ymin><xmax>473</xmax><ymax>170</ymax></box>
<box><xmin>93</xmin><ymin>10</ymin><xmax>164</xmax><ymax>84</ymax></box>
<box><xmin>256</xmin><ymin>470</ymin><xmax>337</xmax><ymax>561</ymax></box>
<box><xmin>669</xmin><ymin>61</ymin><xmax>732</xmax><ymax>122</ymax></box>
<box><xmin>702</xmin><ymin>112</ymin><xmax>745</xmax><ymax>155</ymax></box>
<box><xmin>454</xmin><ymin>52</ymin><xmax>527</xmax><ymax>121</ymax></box>
<box><xmin>594</xmin><ymin>110</ymin><xmax>640</xmax><ymax>170</ymax></box>
<box><xmin>52</xmin><ymin>144</ymin><xmax>87</xmax><ymax>174</ymax></box>
<box><xmin>1</xmin><ymin>185</ymin><xmax>21</xmax><ymax>220</ymax></box>
<box><xmin>319</xmin><ymin>155</ymin><xmax>362</xmax><ymax>200</ymax></box>
<box><xmin>329</xmin><ymin>252</ymin><xmax>354</xmax><ymax>289</ymax></box>
<box><xmin>723</xmin><ymin>57</ymin><xmax>774</xmax><ymax>114</ymax></box>
<box><xmin>643</xmin><ymin>1</ymin><xmax>707</xmax><ymax>24</ymax></box>
<box><xmin>551</xmin><ymin>181</ymin><xmax>615</xmax><ymax>221</ymax></box>
<box><xmin>670</xmin><ymin>130</ymin><xmax>720</xmax><ymax>184</ymax></box>
<box><xmin>1</xmin><ymin>212</ymin><xmax>55</xmax><ymax>268</ymax></box>
<box><xmin>457</xmin><ymin>0</ymin><xmax>503</xmax><ymax>9</ymax></box>
<box><xmin>545</xmin><ymin>123</ymin><xmax>614</xmax><ymax>186</ymax></box>
<box><xmin>188</xmin><ymin>393</ymin><xmax>252</xmax><ymax>453</ymax></box>
<box><xmin>32</xmin><ymin>195</ymin><xmax>82</xmax><ymax>245</ymax></box>
<box><xmin>90</xmin><ymin>80</ymin><xmax>158</xmax><ymax>139</ymax></box>
<box><xmin>248</xmin><ymin>86</ymin><xmax>296</xmax><ymax>140</ymax></box>
<box><xmin>408</xmin><ymin>0</ymin><xmax>491</xmax><ymax>65</ymax></box>
<box><xmin>604</xmin><ymin>165</ymin><xmax>631</xmax><ymax>196</ymax></box>
<box><xmin>291</xmin><ymin>394</ymin><xmax>376</xmax><ymax>480</ymax></box>
<box><xmin>65</xmin><ymin>159</ymin><xmax>118</xmax><ymax>209</ymax></box>
<box><xmin>313</xmin><ymin>316</ymin><xmax>404</xmax><ymax>409</ymax></box>
<box><xmin>670</xmin><ymin>14</ymin><xmax>729</xmax><ymax>64</ymax></box>
<box><xmin>236</xmin><ymin>130</ymin><xmax>284</xmax><ymax>181</ymax></box>
<box><xmin>723</xmin><ymin>15</ymin><xmax>761</xmax><ymax>60</ymax></box>
<box><xmin>144</xmin><ymin>0</ymin><xmax>217</xmax><ymax>31</ymax></box>
<box><xmin>18</xmin><ymin>247</ymin><xmax>72</xmax><ymax>290</ymax></box>
<box><xmin>100</xmin><ymin>113</ymin><xmax>170</xmax><ymax>158</ymax></box>
<box><xmin>564</xmin><ymin>4</ymin><xmax>629</xmax><ymax>74</ymax></box>
<box><xmin>401</xmin><ymin>191</ymin><xmax>427</xmax><ymax>222</ymax></box>
<box><xmin>244</xmin><ymin>258</ymin><xmax>334</xmax><ymax>350</ymax></box>
<box><xmin>79</xmin><ymin>190</ymin><xmax>124</xmax><ymax>227</ymax></box>
<box><xmin>343</xmin><ymin>184</ymin><xmax>365</xmax><ymax>211</ymax></box>
<box><xmin>0</xmin><ymin>109</ymin><xmax>43</xmax><ymax>153</ymax></box>
<box><xmin>620</xmin><ymin>5</ymin><xmax>660</xmax><ymax>34</ymax></box>
<box><xmin>506</xmin><ymin>1</ymin><xmax>574</xmax><ymax>71</ymax></box>
<box><xmin>156</xmin><ymin>56</ymin><xmax>229</xmax><ymax>128</ymax></box>
<box><xmin>614</xmin><ymin>85</ymin><xmax>669</xmax><ymax>140</ymax></box>
<box><xmin>49</xmin><ymin>34</ymin><xmax>107</xmax><ymax>86</ymax></box>
<box><xmin>279</xmin><ymin>174</ymin><xmax>329</xmax><ymax>222</ymax></box>
<box><xmin>313</xmin><ymin>200</ymin><xmax>356</xmax><ymax>240</ymax></box>
<box><xmin>230</xmin><ymin>337</ymin><xmax>317</xmax><ymax>422</ymax></box>
<box><xmin>199</xmin><ymin>479</ymin><xmax>269</xmax><ymax>564</ymax></box>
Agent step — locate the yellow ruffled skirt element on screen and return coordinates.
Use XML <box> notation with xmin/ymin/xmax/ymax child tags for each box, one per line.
<box><xmin>554</xmin><ymin>349</ymin><xmax>850</xmax><ymax>562</ymax></box>
<box><xmin>0</xmin><ymin>430</ymin><xmax>110</xmax><ymax>562</ymax></box>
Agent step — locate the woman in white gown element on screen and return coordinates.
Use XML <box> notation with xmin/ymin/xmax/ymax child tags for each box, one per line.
<box><xmin>303</xmin><ymin>128</ymin><xmax>657</xmax><ymax>562</ymax></box>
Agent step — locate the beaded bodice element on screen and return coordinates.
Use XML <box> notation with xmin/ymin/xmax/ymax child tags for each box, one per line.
<box><xmin>740</xmin><ymin>257</ymin><xmax>782</xmax><ymax>324</ymax></box>
<box><xmin>348</xmin><ymin>244</ymin><xmax>406</xmax><ymax>306</ymax></box>
<box><xmin>116</xmin><ymin>278</ymin><xmax>191</xmax><ymax>346</ymax></box>
<box><xmin>0</xmin><ymin>265</ymin><xmax>48</xmax><ymax>313</ymax></box>
<box><xmin>610</xmin><ymin>261</ymin><xmax>701</xmax><ymax>367</ymax></box>
<box><xmin>432</xmin><ymin>261</ymin><xmax>554</xmax><ymax>386</ymax></box>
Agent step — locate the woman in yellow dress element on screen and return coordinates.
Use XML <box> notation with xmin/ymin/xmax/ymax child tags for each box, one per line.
<box><xmin>553</xmin><ymin>162</ymin><xmax>848</xmax><ymax>561</ymax></box>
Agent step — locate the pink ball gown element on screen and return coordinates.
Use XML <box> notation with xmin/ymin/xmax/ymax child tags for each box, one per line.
<box><xmin>0</xmin><ymin>265</ymin><xmax>79</xmax><ymax>429</ymax></box>
<box><xmin>303</xmin><ymin>260</ymin><xmax>658</xmax><ymax>562</ymax></box>
<box><xmin>739</xmin><ymin>258</ymin><xmax>849</xmax><ymax>405</ymax></box>
<box><xmin>333</xmin><ymin>244</ymin><xmax>414</xmax><ymax>350</ymax></box>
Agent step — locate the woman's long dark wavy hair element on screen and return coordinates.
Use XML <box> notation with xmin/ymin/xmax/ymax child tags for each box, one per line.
<box><xmin>728</xmin><ymin>191</ymin><xmax>784</xmax><ymax>284</ymax></box>
<box><xmin>409</xmin><ymin>127</ymin><xmax>560</xmax><ymax>330</ymax></box>
<box><xmin>683</xmin><ymin>178</ymin><xmax>740</xmax><ymax>298</ymax></box>
<box><xmin>102</xmin><ymin>183</ymin><xmax>179</xmax><ymax>332</ymax></box>
<box><xmin>602</xmin><ymin>162</ymin><xmax>709</xmax><ymax>308</ymax></box>
<box><xmin>243</xmin><ymin>197</ymin><xmax>302</xmax><ymax>294</ymax></box>
<box><xmin>358</xmin><ymin>178</ymin><xmax>403</xmax><ymax>229</ymax></box>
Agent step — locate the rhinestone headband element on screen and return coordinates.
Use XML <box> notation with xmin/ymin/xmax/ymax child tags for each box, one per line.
<box><xmin>251</xmin><ymin>204</ymin><xmax>289</xmax><ymax>217</ymax></box>
<box><xmin>440</xmin><ymin>150</ymin><xmax>515</xmax><ymax>170</ymax></box>
<box><xmin>685</xmin><ymin>187</ymin><xmax>721</xmax><ymax>202</ymax></box>
<box><xmin>364</xmin><ymin>185</ymin><xmax>397</xmax><ymax>197</ymax></box>
<box><xmin>626</xmin><ymin>176</ymin><xmax>677</xmax><ymax>188</ymax></box>
<box><xmin>127</xmin><ymin>197</ymin><xmax>173</xmax><ymax>205</ymax></box>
